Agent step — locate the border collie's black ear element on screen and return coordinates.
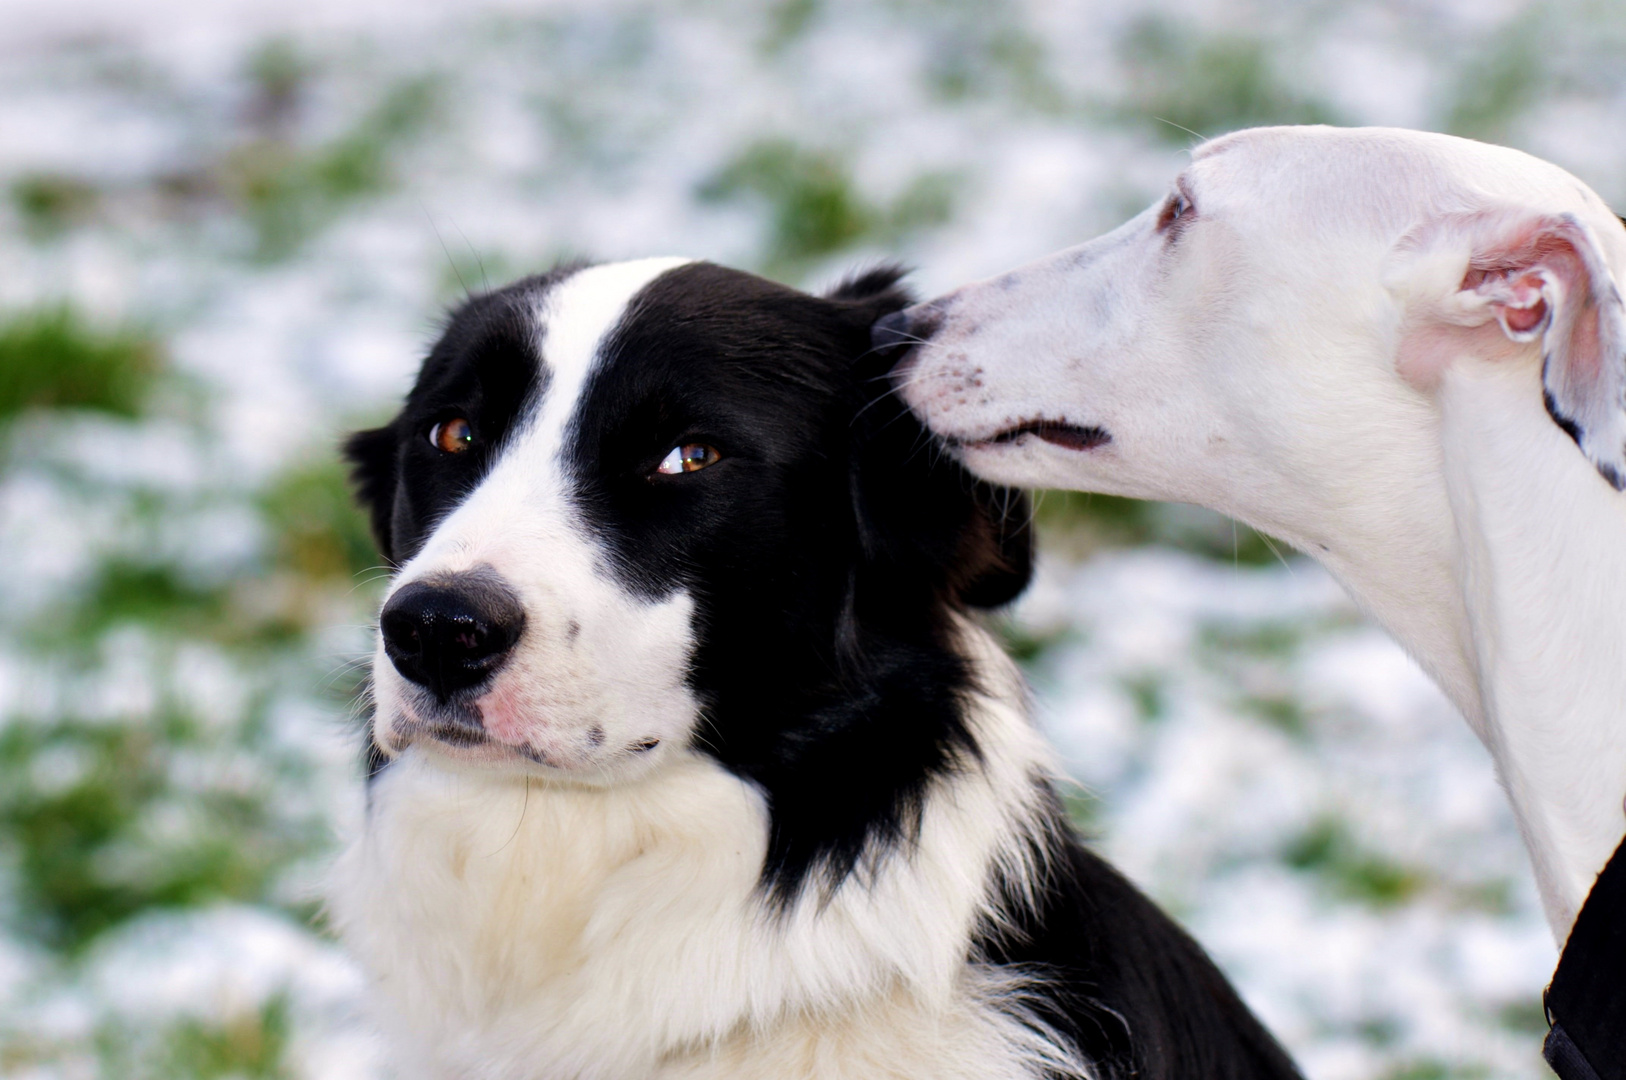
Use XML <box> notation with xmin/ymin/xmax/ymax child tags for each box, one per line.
<box><xmin>955</xmin><ymin>483</ymin><xmax>1033</xmax><ymax>609</ymax></box>
<box><xmin>849</xmin><ymin>386</ymin><xmax>1033</xmax><ymax>613</ymax></box>
<box><xmin>826</xmin><ymin>264</ymin><xmax>913</xmax><ymax>329</ymax></box>
<box><xmin>833</xmin><ymin>264</ymin><xmax>1032</xmax><ymax>610</ymax></box>
<box><xmin>344</xmin><ymin>424</ymin><xmax>399</xmax><ymax>565</ymax></box>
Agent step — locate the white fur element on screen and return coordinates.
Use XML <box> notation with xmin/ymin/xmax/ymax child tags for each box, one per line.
<box><xmin>331</xmin><ymin>620</ymin><xmax>1084</xmax><ymax>1080</ymax></box>
<box><xmin>898</xmin><ymin>126</ymin><xmax>1626</xmax><ymax>941</ymax></box>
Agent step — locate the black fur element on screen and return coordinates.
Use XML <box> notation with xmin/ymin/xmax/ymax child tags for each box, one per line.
<box><xmin>979</xmin><ymin>792</ymin><xmax>1305</xmax><ymax>1080</ymax></box>
<box><xmin>346</xmin><ymin>260</ymin><xmax>1302</xmax><ymax>1080</ymax></box>
<box><xmin>344</xmin><ymin>262</ymin><xmax>584</xmax><ymax>565</ymax></box>
<box><xmin>571</xmin><ymin>262</ymin><xmax>1030</xmax><ymax>903</ymax></box>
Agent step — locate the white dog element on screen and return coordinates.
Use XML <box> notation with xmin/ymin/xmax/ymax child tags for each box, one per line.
<box><xmin>880</xmin><ymin>125</ymin><xmax>1626</xmax><ymax>944</ymax></box>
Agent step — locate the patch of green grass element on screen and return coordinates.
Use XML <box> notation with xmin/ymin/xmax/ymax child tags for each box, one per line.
<box><xmin>1200</xmin><ymin>622</ymin><xmax>1325</xmax><ymax>737</ymax></box>
<box><xmin>1201</xmin><ymin>621</ymin><xmax>1304</xmax><ymax>659</ymax></box>
<box><xmin>1284</xmin><ymin>819</ymin><xmax>1425</xmax><ymax>908</ymax></box>
<box><xmin>0</xmin><ymin>718</ymin><xmax>301</xmax><ymax>953</ymax></box>
<box><xmin>1033</xmin><ymin>490</ymin><xmax>1152</xmax><ymax>544</ymax></box>
<box><xmin>1244</xmin><ymin>693</ymin><xmax>1309</xmax><ymax>738</ymax></box>
<box><xmin>44</xmin><ymin>547</ymin><xmax>273</xmax><ymax>651</ymax></box>
<box><xmin>228</xmin><ymin>70</ymin><xmax>439</xmax><ymax>261</ymax></box>
<box><xmin>1120</xmin><ymin>672</ymin><xmax>1166</xmax><ymax>723</ymax></box>
<box><xmin>1380</xmin><ymin>1061</ymin><xmax>1489</xmax><ymax>1080</ymax></box>
<box><xmin>701</xmin><ymin>140</ymin><xmax>873</xmax><ymax>272</ymax></box>
<box><xmin>260</xmin><ymin>457</ymin><xmax>383</xmax><ymax>584</ymax></box>
<box><xmin>1034</xmin><ymin>490</ymin><xmax>1281</xmax><ymax>564</ymax></box>
<box><xmin>33</xmin><ymin>455</ymin><xmax>383</xmax><ymax>650</ymax></box>
<box><xmin>1060</xmin><ymin>785</ymin><xmax>1100</xmax><ymax>833</ymax></box>
<box><xmin>1357</xmin><ymin>1016</ymin><xmax>1403</xmax><ymax>1047</ymax></box>
<box><xmin>429</xmin><ymin>246</ymin><xmax>596</xmax><ymax>307</ymax></box>
<box><xmin>315</xmin><ymin>80</ymin><xmax>438</xmax><ymax>200</ymax></box>
<box><xmin>1118</xmin><ymin>18</ymin><xmax>1338</xmax><ymax>142</ymax></box>
<box><xmin>887</xmin><ymin>171</ymin><xmax>959</xmax><ymax>236</ymax></box>
<box><xmin>853</xmin><ymin>0</ymin><xmax>1065</xmax><ymax>111</ymax></box>
<box><xmin>245</xmin><ymin>39</ymin><xmax>306</xmax><ymax>138</ymax></box>
<box><xmin>0</xmin><ymin>306</ymin><xmax>160</xmax><ymax>423</ymax></box>
<box><xmin>95</xmin><ymin>994</ymin><xmax>294</xmax><ymax>1080</ymax></box>
<box><xmin>1496</xmin><ymin>998</ymin><xmax>1548</xmax><ymax>1036</ymax></box>
<box><xmin>996</xmin><ymin>620</ymin><xmax>1076</xmax><ymax>667</ymax></box>
<box><xmin>159</xmin><ymin>995</ymin><xmax>293</xmax><ymax>1080</ymax></box>
<box><xmin>70</xmin><ymin>562</ymin><xmax>231</xmax><ymax>640</ymax></box>
<box><xmin>923</xmin><ymin>23</ymin><xmax>1062</xmax><ymax>111</ymax></box>
<box><xmin>699</xmin><ymin>139</ymin><xmax>959</xmax><ymax>277</ymax></box>
<box><xmin>762</xmin><ymin>0</ymin><xmax>821</xmax><ymax>52</ymax></box>
<box><xmin>1444</xmin><ymin>15</ymin><xmax>1545</xmax><ymax>141</ymax></box>
<box><xmin>47</xmin><ymin>455</ymin><xmax>383</xmax><ymax>647</ymax></box>
<box><xmin>1452</xmin><ymin>878</ymin><xmax>1516</xmax><ymax>916</ymax></box>
<box><xmin>12</xmin><ymin>174</ymin><xmax>99</xmax><ymax>238</ymax></box>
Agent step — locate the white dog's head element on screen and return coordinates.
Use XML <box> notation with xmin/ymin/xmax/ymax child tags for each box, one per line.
<box><xmin>878</xmin><ymin>126</ymin><xmax>1626</xmax><ymax>941</ymax></box>
<box><xmin>881</xmin><ymin>126</ymin><xmax>1626</xmax><ymax>554</ymax></box>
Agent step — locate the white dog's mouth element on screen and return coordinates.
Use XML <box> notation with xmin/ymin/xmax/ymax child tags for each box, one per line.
<box><xmin>962</xmin><ymin>420</ymin><xmax>1112</xmax><ymax>452</ymax></box>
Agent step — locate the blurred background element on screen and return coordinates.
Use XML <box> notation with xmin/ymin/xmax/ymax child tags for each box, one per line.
<box><xmin>1</xmin><ymin>0</ymin><xmax>1622</xmax><ymax>1076</ymax></box>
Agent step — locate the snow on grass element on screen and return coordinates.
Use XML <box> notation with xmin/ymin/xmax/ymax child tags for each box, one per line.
<box><xmin>0</xmin><ymin>1</ymin><xmax>1616</xmax><ymax>1075</ymax></box>
<box><xmin>1012</xmin><ymin>550</ymin><xmax>1553</xmax><ymax>1079</ymax></box>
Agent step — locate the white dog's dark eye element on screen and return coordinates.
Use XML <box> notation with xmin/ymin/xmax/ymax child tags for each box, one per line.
<box><xmin>655</xmin><ymin>443</ymin><xmax>720</xmax><ymax>475</ymax></box>
<box><xmin>1158</xmin><ymin>192</ymin><xmax>1192</xmax><ymax>232</ymax></box>
<box><xmin>429</xmin><ymin>416</ymin><xmax>474</xmax><ymax>454</ymax></box>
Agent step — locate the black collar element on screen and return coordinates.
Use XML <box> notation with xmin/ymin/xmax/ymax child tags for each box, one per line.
<box><xmin>1544</xmin><ymin>830</ymin><xmax>1626</xmax><ymax>1080</ymax></box>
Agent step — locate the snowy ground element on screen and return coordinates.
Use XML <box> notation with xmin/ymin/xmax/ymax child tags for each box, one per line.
<box><xmin>1</xmin><ymin>1</ymin><xmax>1620</xmax><ymax>1076</ymax></box>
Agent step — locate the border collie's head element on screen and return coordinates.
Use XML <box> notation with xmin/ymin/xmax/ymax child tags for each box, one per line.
<box><xmin>348</xmin><ymin>259</ymin><xmax>1030</xmax><ymax>887</ymax></box>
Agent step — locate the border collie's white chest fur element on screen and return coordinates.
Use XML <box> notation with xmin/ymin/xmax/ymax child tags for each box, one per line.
<box><xmin>333</xmin><ymin>634</ymin><xmax>1069</xmax><ymax>1080</ymax></box>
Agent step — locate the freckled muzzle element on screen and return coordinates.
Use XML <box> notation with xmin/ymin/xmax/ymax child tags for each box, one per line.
<box><xmin>379</xmin><ymin>569</ymin><xmax>526</xmax><ymax>703</ymax></box>
<box><xmin>873</xmin><ymin>281</ymin><xmax>1117</xmax><ymax>459</ymax></box>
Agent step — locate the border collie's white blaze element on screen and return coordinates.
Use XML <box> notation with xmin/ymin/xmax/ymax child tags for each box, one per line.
<box><xmin>371</xmin><ymin>259</ymin><xmax>700</xmax><ymax>778</ymax></box>
<box><xmin>334</xmin><ymin>261</ymin><xmax>1303</xmax><ymax>1079</ymax></box>
<box><xmin>881</xmin><ymin>126</ymin><xmax>1626</xmax><ymax>941</ymax></box>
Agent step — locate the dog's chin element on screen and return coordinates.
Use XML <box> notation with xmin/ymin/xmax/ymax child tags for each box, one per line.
<box><xmin>376</xmin><ymin>693</ymin><xmax>671</xmax><ymax>785</ymax></box>
<box><xmin>389</xmin><ymin>726</ymin><xmax>670</xmax><ymax>787</ymax></box>
<box><xmin>416</xmin><ymin>731</ymin><xmax>555</xmax><ymax>773</ymax></box>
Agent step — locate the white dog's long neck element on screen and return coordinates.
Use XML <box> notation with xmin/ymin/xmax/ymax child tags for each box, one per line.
<box><xmin>1434</xmin><ymin>358</ymin><xmax>1626</xmax><ymax>939</ymax></box>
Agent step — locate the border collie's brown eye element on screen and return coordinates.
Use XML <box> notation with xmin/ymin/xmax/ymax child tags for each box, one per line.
<box><xmin>429</xmin><ymin>417</ymin><xmax>474</xmax><ymax>454</ymax></box>
<box><xmin>655</xmin><ymin>443</ymin><xmax>720</xmax><ymax>475</ymax></box>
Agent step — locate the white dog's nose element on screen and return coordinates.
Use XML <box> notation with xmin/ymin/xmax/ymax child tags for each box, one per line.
<box><xmin>870</xmin><ymin>309</ymin><xmax>914</xmax><ymax>350</ymax></box>
<box><xmin>871</xmin><ymin>304</ymin><xmax>943</xmax><ymax>352</ymax></box>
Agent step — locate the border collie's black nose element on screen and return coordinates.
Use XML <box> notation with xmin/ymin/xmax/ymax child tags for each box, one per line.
<box><xmin>380</xmin><ymin>571</ymin><xmax>525</xmax><ymax>701</ymax></box>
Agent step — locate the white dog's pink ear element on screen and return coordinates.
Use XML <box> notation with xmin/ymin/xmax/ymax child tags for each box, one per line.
<box><xmin>1461</xmin><ymin>212</ymin><xmax>1626</xmax><ymax>490</ymax></box>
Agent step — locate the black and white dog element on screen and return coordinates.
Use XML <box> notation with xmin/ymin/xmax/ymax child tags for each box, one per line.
<box><xmin>331</xmin><ymin>258</ymin><xmax>1302</xmax><ymax>1080</ymax></box>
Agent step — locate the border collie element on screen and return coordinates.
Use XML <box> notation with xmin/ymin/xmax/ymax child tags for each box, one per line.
<box><xmin>331</xmin><ymin>258</ymin><xmax>1303</xmax><ymax>1080</ymax></box>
